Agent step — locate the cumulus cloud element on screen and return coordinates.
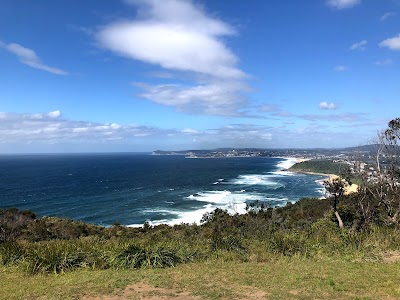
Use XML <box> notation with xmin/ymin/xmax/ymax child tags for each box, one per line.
<box><xmin>0</xmin><ymin>111</ymin><xmax>275</xmax><ymax>150</ymax></box>
<box><xmin>334</xmin><ymin>65</ymin><xmax>350</xmax><ymax>72</ymax></box>
<box><xmin>319</xmin><ymin>101</ymin><xmax>337</xmax><ymax>110</ymax></box>
<box><xmin>181</xmin><ymin>128</ymin><xmax>199</xmax><ymax>134</ymax></box>
<box><xmin>0</xmin><ymin>110</ymin><xmax>377</xmax><ymax>151</ymax></box>
<box><xmin>47</xmin><ymin>110</ymin><xmax>62</xmax><ymax>118</ymax></box>
<box><xmin>97</xmin><ymin>0</ymin><xmax>249</xmax><ymax>116</ymax></box>
<box><xmin>135</xmin><ymin>81</ymin><xmax>249</xmax><ymax>116</ymax></box>
<box><xmin>380</xmin><ymin>12</ymin><xmax>396</xmax><ymax>21</ymax></box>
<box><xmin>350</xmin><ymin>40</ymin><xmax>367</xmax><ymax>51</ymax></box>
<box><xmin>0</xmin><ymin>111</ymin><xmax>165</xmax><ymax>144</ymax></box>
<box><xmin>326</xmin><ymin>0</ymin><xmax>361</xmax><ymax>9</ymax></box>
<box><xmin>0</xmin><ymin>42</ymin><xmax>68</xmax><ymax>75</ymax></box>
<box><xmin>379</xmin><ymin>34</ymin><xmax>400</xmax><ymax>51</ymax></box>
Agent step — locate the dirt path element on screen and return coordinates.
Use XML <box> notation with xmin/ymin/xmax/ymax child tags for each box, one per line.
<box><xmin>82</xmin><ymin>282</ymin><xmax>201</xmax><ymax>300</ymax></box>
<box><xmin>81</xmin><ymin>281</ymin><xmax>269</xmax><ymax>300</ymax></box>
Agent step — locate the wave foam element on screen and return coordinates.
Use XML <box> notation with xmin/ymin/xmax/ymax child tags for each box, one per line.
<box><xmin>230</xmin><ymin>174</ymin><xmax>283</xmax><ymax>188</ymax></box>
<box><xmin>276</xmin><ymin>157</ymin><xmax>298</xmax><ymax>170</ymax></box>
<box><xmin>128</xmin><ymin>190</ymin><xmax>294</xmax><ymax>228</ymax></box>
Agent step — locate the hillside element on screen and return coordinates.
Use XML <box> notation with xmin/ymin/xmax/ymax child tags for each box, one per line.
<box><xmin>289</xmin><ymin>159</ymin><xmax>350</xmax><ymax>175</ymax></box>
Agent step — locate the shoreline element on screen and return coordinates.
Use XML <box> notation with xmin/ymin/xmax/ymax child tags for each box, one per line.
<box><xmin>290</xmin><ymin>170</ymin><xmax>358</xmax><ymax>195</ymax></box>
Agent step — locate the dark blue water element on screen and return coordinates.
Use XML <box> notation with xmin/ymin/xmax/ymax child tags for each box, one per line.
<box><xmin>0</xmin><ymin>154</ymin><xmax>325</xmax><ymax>226</ymax></box>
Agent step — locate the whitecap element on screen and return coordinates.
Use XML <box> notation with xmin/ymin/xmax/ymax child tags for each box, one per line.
<box><xmin>269</xmin><ymin>170</ymin><xmax>296</xmax><ymax>176</ymax></box>
<box><xmin>127</xmin><ymin>193</ymin><xmax>292</xmax><ymax>228</ymax></box>
<box><xmin>275</xmin><ymin>157</ymin><xmax>298</xmax><ymax>170</ymax></box>
<box><xmin>230</xmin><ymin>174</ymin><xmax>283</xmax><ymax>188</ymax></box>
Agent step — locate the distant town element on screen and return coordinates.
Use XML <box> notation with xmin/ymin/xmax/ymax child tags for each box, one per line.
<box><xmin>153</xmin><ymin>145</ymin><xmax>387</xmax><ymax>182</ymax></box>
<box><xmin>153</xmin><ymin>145</ymin><xmax>378</xmax><ymax>161</ymax></box>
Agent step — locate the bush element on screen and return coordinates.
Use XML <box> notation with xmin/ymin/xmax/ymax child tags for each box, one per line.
<box><xmin>211</xmin><ymin>235</ymin><xmax>247</xmax><ymax>253</ymax></box>
<box><xmin>108</xmin><ymin>243</ymin><xmax>146</xmax><ymax>269</ymax></box>
<box><xmin>24</xmin><ymin>241</ymin><xmax>87</xmax><ymax>274</ymax></box>
<box><xmin>0</xmin><ymin>242</ymin><xmax>25</xmax><ymax>265</ymax></box>
<box><xmin>267</xmin><ymin>231</ymin><xmax>310</xmax><ymax>256</ymax></box>
<box><xmin>108</xmin><ymin>243</ymin><xmax>181</xmax><ymax>269</ymax></box>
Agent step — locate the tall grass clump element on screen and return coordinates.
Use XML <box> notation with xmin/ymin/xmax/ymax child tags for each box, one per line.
<box><xmin>0</xmin><ymin>242</ymin><xmax>25</xmax><ymax>265</ymax></box>
<box><xmin>107</xmin><ymin>243</ymin><xmax>146</xmax><ymax>269</ymax></box>
<box><xmin>108</xmin><ymin>243</ymin><xmax>181</xmax><ymax>269</ymax></box>
<box><xmin>267</xmin><ymin>230</ymin><xmax>311</xmax><ymax>257</ymax></box>
<box><xmin>24</xmin><ymin>240</ymin><xmax>87</xmax><ymax>274</ymax></box>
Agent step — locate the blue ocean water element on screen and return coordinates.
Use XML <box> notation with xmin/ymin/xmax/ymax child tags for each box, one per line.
<box><xmin>0</xmin><ymin>154</ymin><xmax>325</xmax><ymax>226</ymax></box>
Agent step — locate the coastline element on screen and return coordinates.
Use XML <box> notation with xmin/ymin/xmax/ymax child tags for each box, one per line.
<box><xmin>290</xmin><ymin>170</ymin><xmax>358</xmax><ymax>195</ymax></box>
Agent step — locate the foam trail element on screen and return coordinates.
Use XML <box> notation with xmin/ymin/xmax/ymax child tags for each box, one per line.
<box><xmin>276</xmin><ymin>157</ymin><xmax>298</xmax><ymax>170</ymax></box>
<box><xmin>230</xmin><ymin>174</ymin><xmax>283</xmax><ymax>188</ymax></box>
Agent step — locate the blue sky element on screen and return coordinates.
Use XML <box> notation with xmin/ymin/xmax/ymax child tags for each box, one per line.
<box><xmin>1</xmin><ymin>0</ymin><xmax>400</xmax><ymax>153</ymax></box>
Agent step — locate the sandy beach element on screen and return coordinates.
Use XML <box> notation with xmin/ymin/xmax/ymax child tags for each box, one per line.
<box><xmin>293</xmin><ymin>170</ymin><xmax>358</xmax><ymax>195</ymax></box>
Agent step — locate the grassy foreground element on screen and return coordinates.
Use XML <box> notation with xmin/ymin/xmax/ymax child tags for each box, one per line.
<box><xmin>1</xmin><ymin>255</ymin><xmax>400</xmax><ymax>300</ymax></box>
<box><xmin>2</xmin><ymin>195</ymin><xmax>400</xmax><ymax>299</ymax></box>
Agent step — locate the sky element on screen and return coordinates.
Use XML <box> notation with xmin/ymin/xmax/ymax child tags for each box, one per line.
<box><xmin>1</xmin><ymin>0</ymin><xmax>400</xmax><ymax>153</ymax></box>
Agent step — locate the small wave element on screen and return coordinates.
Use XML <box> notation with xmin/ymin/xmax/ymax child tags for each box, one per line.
<box><xmin>269</xmin><ymin>170</ymin><xmax>296</xmax><ymax>176</ymax></box>
<box><xmin>230</xmin><ymin>174</ymin><xmax>283</xmax><ymax>188</ymax></box>
<box><xmin>186</xmin><ymin>190</ymin><xmax>232</xmax><ymax>203</ymax></box>
<box><xmin>141</xmin><ymin>208</ymin><xmax>173</xmax><ymax>214</ymax></box>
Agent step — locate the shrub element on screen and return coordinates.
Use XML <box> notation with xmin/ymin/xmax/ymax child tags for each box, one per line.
<box><xmin>108</xmin><ymin>243</ymin><xmax>181</xmax><ymax>269</ymax></box>
<box><xmin>108</xmin><ymin>243</ymin><xmax>146</xmax><ymax>269</ymax></box>
<box><xmin>24</xmin><ymin>241</ymin><xmax>87</xmax><ymax>274</ymax></box>
<box><xmin>267</xmin><ymin>231</ymin><xmax>310</xmax><ymax>256</ymax></box>
<box><xmin>0</xmin><ymin>242</ymin><xmax>24</xmax><ymax>265</ymax></box>
<box><xmin>211</xmin><ymin>235</ymin><xmax>247</xmax><ymax>253</ymax></box>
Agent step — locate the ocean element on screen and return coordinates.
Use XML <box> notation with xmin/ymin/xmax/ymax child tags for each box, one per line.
<box><xmin>0</xmin><ymin>153</ymin><xmax>325</xmax><ymax>227</ymax></box>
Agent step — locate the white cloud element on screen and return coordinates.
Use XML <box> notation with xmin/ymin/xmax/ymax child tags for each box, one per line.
<box><xmin>0</xmin><ymin>110</ymin><xmax>377</xmax><ymax>151</ymax></box>
<box><xmin>326</xmin><ymin>0</ymin><xmax>361</xmax><ymax>9</ymax></box>
<box><xmin>135</xmin><ymin>81</ymin><xmax>249</xmax><ymax>116</ymax></box>
<box><xmin>375</xmin><ymin>59</ymin><xmax>393</xmax><ymax>66</ymax></box>
<box><xmin>181</xmin><ymin>128</ymin><xmax>198</xmax><ymax>134</ymax></box>
<box><xmin>350</xmin><ymin>40</ymin><xmax>367</xmax><ymax>51</ymax></box>
<box><xmin>97</xmin><ymin>0</ymin><xmax>242</xmax><ymax>79</ymax></box>
<box><xmin>319</xmin><ymin>101</ymin><xmax>337</xmax><ymax>110</ymax></box>
<box><xmin>0</xmin><ymin>111</ymin><xmax>164</xmax><ymax>144</ymax></box>
<box><xmin>334</xmin><ymin>65</ymin><xmax>350</xmax><ymax>72</ymax></box>
<box><xmin>1</xmin><ymin>42</ymin><xmax>68</xmax><ymax>75</ymax></box>
<box><xmin>97</xmin><ymin>0</ymin><xmax>250</xmax><ymax>116</ymax></box>
<box><xmin>380</xmin><ymin>12</ymin><xmax>396</xmax><ymax>21</ymax></box>
<box><xmin>379</xmin><ymin>34</ymin><xmax>400</xmax><ymax>51</ymax></box>
<box><xmin>47</xmin><ymin>110</ymin><xmax>62</xmax><ymax>118</ymax></box>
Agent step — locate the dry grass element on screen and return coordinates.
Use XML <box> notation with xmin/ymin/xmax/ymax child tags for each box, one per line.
<box><xmin>2</xmin><ymin>255</ymin><xmax>400</xmax><ymax>300</ymax></box>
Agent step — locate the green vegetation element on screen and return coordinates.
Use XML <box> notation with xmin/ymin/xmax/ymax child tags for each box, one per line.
<box><xmin>289</xmin><ymin>159</ymin><xmax>349</xmax><ymax>175</ymax></box>
<box><xmin>1</xmin><ymin>203</ymin><xmax>400</xmax><ymax>299</ymax></box>
<box><xmin>1</xmin><ymin>194</ymin><xmax>400</xmax><ymax>299</ymax></box>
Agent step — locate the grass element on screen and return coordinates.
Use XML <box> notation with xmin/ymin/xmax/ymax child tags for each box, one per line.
<box><xmin>2</xmin><ymin>202</ymin><xmax>400</xmax><ymax>299</ymax></box>
<box><xmin>1</xmin><ymin>255</ymin><xmax>400</xmax><ymax>299</ymax></box>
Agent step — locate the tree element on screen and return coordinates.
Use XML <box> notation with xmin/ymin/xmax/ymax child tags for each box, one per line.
<box><xmin>356</xmin><ymin>117</ymin><xmax>400</xmax><ymax>224</ymax></box>
<box><xmin>323</xmin><ymin>177</ymin><xmax>345</xmax><ymax>229</ymax></box>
